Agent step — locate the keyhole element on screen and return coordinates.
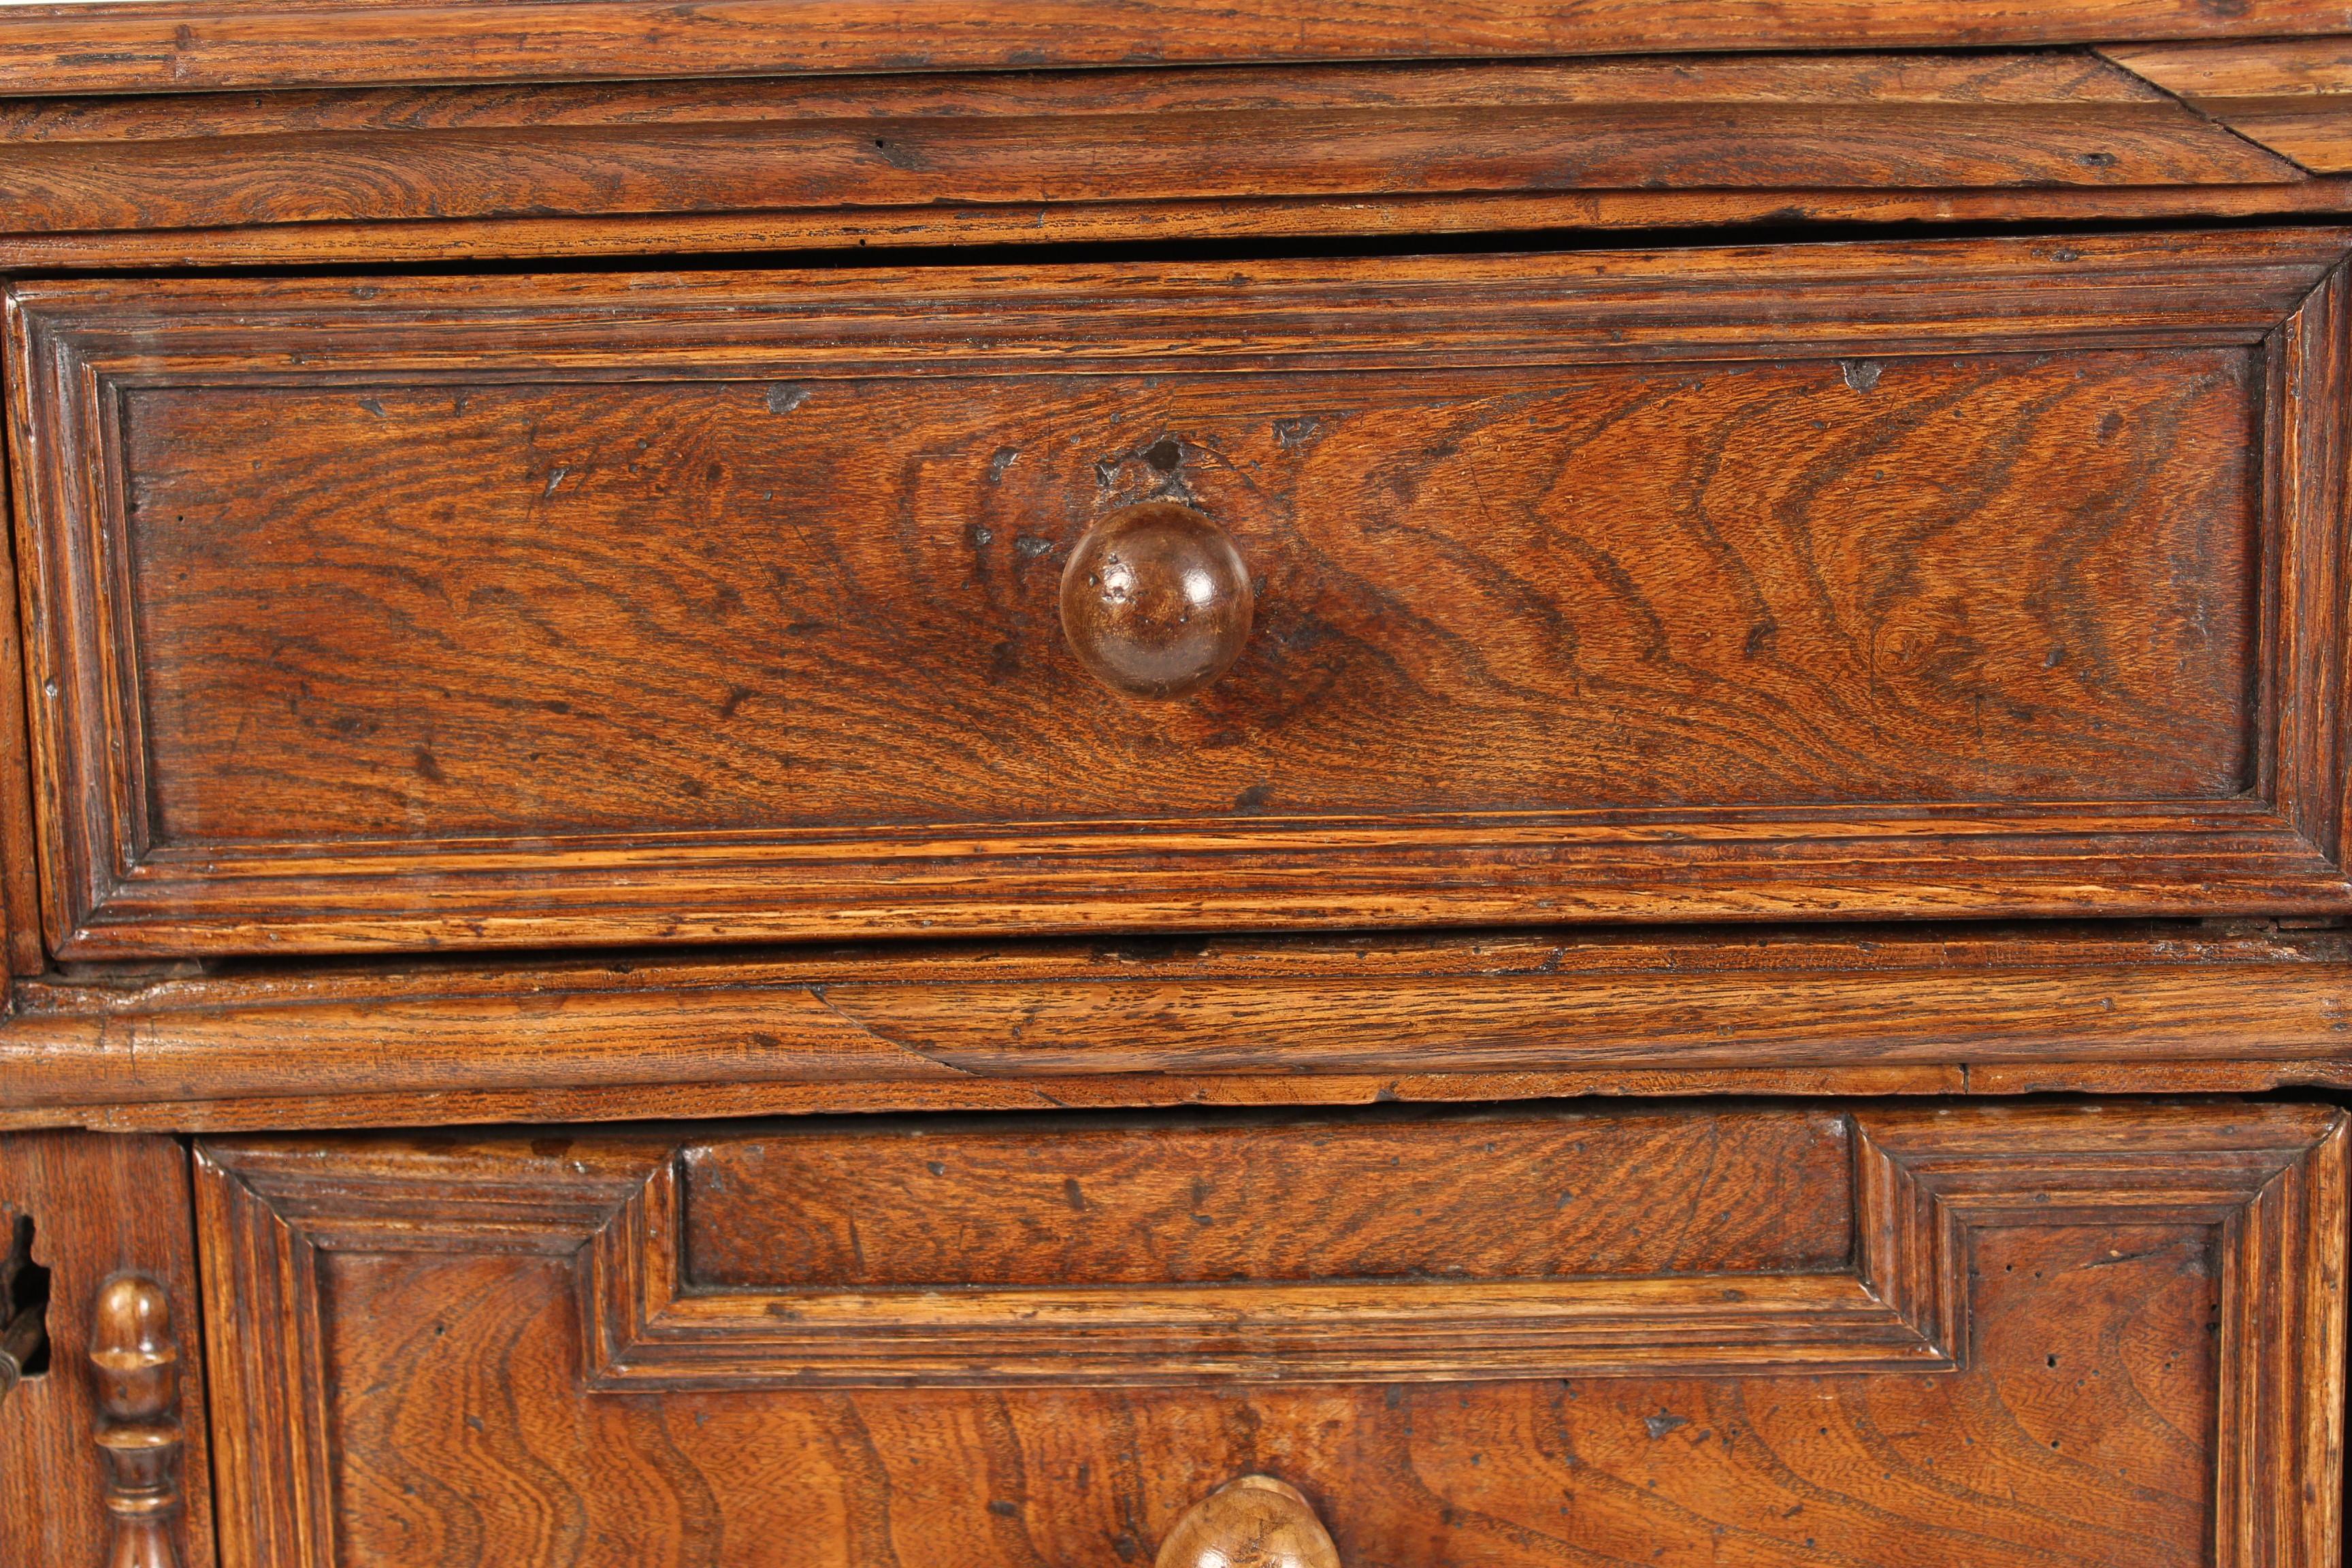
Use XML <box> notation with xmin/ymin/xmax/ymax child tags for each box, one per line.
<box><xmin>3</xmin><ymin>1213</ymin><xmax>52</xmax><ymax>1381</ymax></box>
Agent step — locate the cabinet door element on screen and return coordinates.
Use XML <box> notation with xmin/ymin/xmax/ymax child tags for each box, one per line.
<box><xmin>196</xmin><ymin>1099</ymin><xmax>2344</xmax><ymax>1566</ymax></box>
<box><xmin>0</xmin><ymin>1130</ymin><xmax>210</xmax><ymax>1568</ymax></box>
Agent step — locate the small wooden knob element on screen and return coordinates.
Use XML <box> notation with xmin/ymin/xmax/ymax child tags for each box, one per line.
<box><xmin>1156</xmin><ymin>1475</ymin><xmax>1341</xmax><ymax>1568</ymax></box>
<box><xmin>1060</xmin><ymin>502</ymin><xmax>1254</xmax><ymax>700</ymax></box>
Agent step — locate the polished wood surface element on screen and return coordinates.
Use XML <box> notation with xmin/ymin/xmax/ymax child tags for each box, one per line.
<box><xmin>14</xmin><ymin>230</ymin><xmax>2352</xmax><ymax>956</ymax></box>
<box><xmin>89</xmin><ymin>1277</ymin><xmax>185</xmax><ymax>1568</ymax></box>
<box><xmin>2104</xmin><ymin>39</ymin><xmax>2352</xmax><ymax>172</ymax></box>
<box><xmin>193</xmin><ymin>1100</ymin><xmax>2345</xmax><ymax>1566</ymax></box>
<box><xmin>680</xmin><ymin>1107</ymin><xmax>1849</xmax><ymax>1289</ymax></box>
<box><xmin>0</xmin><ymin>9</ymin><xmax>2349</xmax><ymax>1561</ymax></box>
<box><xmin>0</xmin><ymin>0</ymin><xmax>2341</xmax><ymax>98</ymax></box>
<box><xmin>14</xmin><ymin>181</ymin><xmax>2352</xmax><ymax>274</ymax></box>
<box><xmin>1060</xmin><ymin>502</ymin><xmax>1256</xmax><ymax>700</ymax></box>
<box><xmin>11</xmin><ymin>923</ymin><xmax>2352</xmax><ymax>1130</ymax></box>
<box><xmin>1158</xmin><ymin>1476</ymin><xmax>1341</xmax><ymax>1568</ymax></box>
<box><xmin>0</xmin><ymin>55</ymin><xmax>2301</xmax><ymax>242</ymax></box>
<box><xmin>0</xmin><ymin>1134</ymin><xmax>210</xmax><ymax>1568</ymax></box>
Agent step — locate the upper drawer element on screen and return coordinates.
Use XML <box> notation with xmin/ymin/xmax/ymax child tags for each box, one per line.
<box><xmin>12</xmin><ymin>229</ymin><xmax>2352</xmax><ymax>957</ymax></box>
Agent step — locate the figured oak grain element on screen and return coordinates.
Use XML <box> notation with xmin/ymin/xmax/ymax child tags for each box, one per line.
<box><xmin>13</xmin><ymin>231</ymin><xmax>2352</xmax><ymax>956</ymax></box>
<box><xmin>114</xmin><ymin>352</ymin><xmax>2258</xmax><ymax>833</ymax></box>
<box><xmin>191</xmin><ymin>1100</ymin><xmax>2347</xmax><ymax>1567</ymax></box>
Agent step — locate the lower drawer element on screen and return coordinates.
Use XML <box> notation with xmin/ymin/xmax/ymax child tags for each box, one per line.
<box><xmin>193</xmin><ymin>1098</ymin><xmax>2346</xmax><ymax>1566</ymax></box>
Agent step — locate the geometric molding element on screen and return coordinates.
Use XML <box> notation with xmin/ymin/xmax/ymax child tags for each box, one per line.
<box><xmin>1856</xmin><ymin>1102</ymin><xmax>2347</xmax><ymax>1568</ymax></box>
<box><xmin>195</xmin><ymin>1102</ymin><xmax>2347</xmax><ymax>1565</ymax></box>
<box><xmin>16</xmin><ymin>231</ymin><xmax>2352</xmax><ymax>957</ymax></box>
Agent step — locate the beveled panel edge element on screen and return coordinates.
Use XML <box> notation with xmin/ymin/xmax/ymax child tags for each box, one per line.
<box><xmin>0</xmin><ymin>1</ymin><xmax>2345</xmax><ymax>99</ymax></box>
<box><xmin>11</xmin><ymin>229</ymin><xmax>2352</xmax><ymax>960</ymax></box>
<box><xmin>9</xmin><ymin>924</ymin><xmax>2352</xmax><ymax>1128</ymax></box>
<box><xmin>594</xmin><ymin>1275</ymin><xmax>1950</xmax><ymax>1388</ymax></box>
<box><xmin>194</xmin><ymin>1110</ymin><xmax>1951</xmax><ymax>1392</ymax></box>
<box><xmin>187</xmin><ymin>1102</ymin><xmax>2345</xmax><ymax>1437</ymax></box>
<box><xmin>1855</xmin><ymin>1102</ymin><xmax>2349</xmax><ymax>1568</ymax></box>
<box><xmin>600</xmin><ymin>1100</ymin><xmax>2345</xmax><ymax>1388</ymax></box>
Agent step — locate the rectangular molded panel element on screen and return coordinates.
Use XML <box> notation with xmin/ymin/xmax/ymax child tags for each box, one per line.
<box><xmin>14</xmin><ymin>229</ymin><xmax>2352</xmax><ymax>953</ymax></box>
<box><xmin>681</xmin><ymin>1107</ymin><xmax>1854</xmax><ymax>1288</ymax></box>
<box><xmin>191</xmin><ymin>1100</ymin><xmax>2349</xmax><ymax>1567</ymax></box>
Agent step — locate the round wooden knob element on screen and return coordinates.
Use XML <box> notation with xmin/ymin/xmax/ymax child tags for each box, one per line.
<box><xmin>1156</xmin><ymin>1475</ymin><xmax>1340</xmax><ymax>1568</ymax></box>
<box><xmin>1059</xmin><ymin>502</ymin><xmax>1254</xmax><ymax>700</ymax></box>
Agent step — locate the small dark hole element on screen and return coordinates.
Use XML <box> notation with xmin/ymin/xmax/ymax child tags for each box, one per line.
<box><xmin>1145</xmin><ymin>439</ymin><xmax>1183</xmax><ymax>472</ymax></box>
<box><xmin>3</xmin><ymin>1214</ymin><xmax>52</xmax><ymax>1379</ymax></box>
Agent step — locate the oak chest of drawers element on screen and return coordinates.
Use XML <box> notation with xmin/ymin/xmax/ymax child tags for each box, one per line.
<box><xmin>4</xmin><ymin>3</ymin><xmax>2352</xmax><ymax>1565</ymax></box>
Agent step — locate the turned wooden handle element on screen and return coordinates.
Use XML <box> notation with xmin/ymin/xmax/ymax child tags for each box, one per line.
<box><xmin>1059</xmin><ymin>502</ymin><xmax>1254</xmax><ymax>700</ymax></box>
<box><xmin>1156</xmin><ymin>1474</ymin><xmax>1341</xmax><ymax>1568</ymax></box>
<box><xmin>91</xmin><ymin>1276</ymin><xmax>184</xmax><ymax>1568</ymax></box>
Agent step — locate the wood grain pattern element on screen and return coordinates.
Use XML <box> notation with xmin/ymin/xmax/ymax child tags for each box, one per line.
<box><xmin>192</xmin><ymin>1100</ymin><xmax>2347</xmax><ymax>1566</ymax></box>
<box><xmin>680</xmin><ymin>1108</ymin><xmax>1852</xmax><ymax>1288</ymax></box>
<box><xmin>13</xmin><ymin>230</ymin><xmax>2352</xmax><ymax>956</ymax></box>
<box><xmin>2106</xmin><ymin>39</ymin><xmax>2352</xmax><ymax>172</ymax></box>
<box><xmin>115</xmin><ymin>355</ymin><xmax>2262</xmax><ymax>831</ymax></box>
<box><xmin>0</xmin><ymin>328</ymin><xmax>44</xmax><ymax>979</ymax></box>
<box><xmin>210</xmin><ymin>1106</ymin><xmax>1946</xmax><ymax>1388</ymax></box>
<box><xmin>0</xmin><ymin>55</ymin><xmax>2299</xmax><ymax>238</ymax></box>
<box><xmin>0</xmin><ymin>0</ymin><xmax>2345</xmax><ymax>98</ymax></box>
<box><xmin>0</xmin><ymin>1132</ymin><xmax>210</xmax><ymax>1568</ymax></box>
<box><xmin>12</xmin><ymin>181</ymin><xmax>2352</xmax><ymax>272</ymax></box>
<box><xmin>9</xmin><ymin>922</ymin><xmax>2352</xmax><ymax>1128</ymax></box>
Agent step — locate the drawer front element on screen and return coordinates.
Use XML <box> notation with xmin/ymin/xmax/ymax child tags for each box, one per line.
<box><xmin>194</xmin><ymin>1100</ymin><xmax>2346</xmax><ymax>1567</ymax></box>
<box><xmin>14</xmin><ymin>230</ymin><xmax>2352</xmax><ymax>954</ymax></box>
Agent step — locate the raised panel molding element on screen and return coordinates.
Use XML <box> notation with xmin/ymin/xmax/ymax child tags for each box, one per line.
<box><xmin>14</xmin><ymin>231</ymin><xmax>2352</xmax><ymax>958</ymax></box>
<box><xmin>195</xmin><ymin>1102</ymin><xmax>2346</xmax><ymax>1567</ymax></box>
